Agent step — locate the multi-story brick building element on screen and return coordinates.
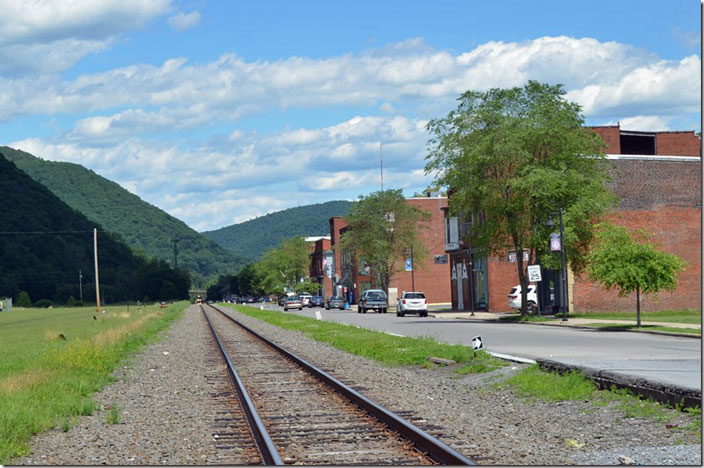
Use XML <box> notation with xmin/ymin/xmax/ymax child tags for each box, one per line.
<box><xmin>328</xmin><ymin>195</ymin><xmax>451</xmax><ymax>307</ymax></box>
<box><xmin>444</xmin><ymin>125</ymin><xmax>701</xmax><ymax>313</ymax></box>
<box><xmin>309</xmin><ymin>236</ymin><xmax>334</xmax><ymax>298</ymax></box>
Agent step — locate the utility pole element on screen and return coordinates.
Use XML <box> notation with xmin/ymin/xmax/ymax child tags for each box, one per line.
<box><xmin>380</xmin><ymin>142</ymin><xmax>384</xmax><ymax>191</ymax></box>
<box><xmin>79</xmin><ymin>269</ymin><xmax>83</xmax><ymax>303</ymax></box>
<box><xmin>94</xmin><ymin>228</ymin><xmax>101</xmax><ymax>312</ymax></box>
<box><xmin>172</xmin><ymin>235</ymin><xmax>180</xmax><ymax>269</ymax></box>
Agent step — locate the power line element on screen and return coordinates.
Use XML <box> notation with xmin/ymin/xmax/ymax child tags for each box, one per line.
<box><xmin>0</xmin><ymin>230</ymin><xmax>96</xmax><ymax>234</ymax></box>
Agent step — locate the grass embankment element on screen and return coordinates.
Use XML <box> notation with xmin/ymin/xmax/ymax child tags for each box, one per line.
<box><xmin>0</xmin><ymin>302</ymin><xmax>188</xmax><ymax>464</ymax></box>
<box><xmin>226</xmin><ymin>304</ymin><xmax>506</xmax><ymax>373</ymax></box>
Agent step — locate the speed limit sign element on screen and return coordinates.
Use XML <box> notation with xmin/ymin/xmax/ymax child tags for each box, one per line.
<box><xmin>527</xmin><ymin>265</ymin><xmax>542</xmax><ymax>282</ymax></box>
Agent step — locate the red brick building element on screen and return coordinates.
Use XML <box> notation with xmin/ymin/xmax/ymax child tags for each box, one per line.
<box><xmin>445</xmin><ymin>125</ymin><xmax>701</xmax><ymax>313</ymax></box>
<box><xmin>309</xmin><ymin>237</ymin><xmax>334</xmax><ymax>298</ymax></box>
<box><xmin>328</xmin><ymin>195</ymin><xmax>451</xmax><ymax>306</ymax></box>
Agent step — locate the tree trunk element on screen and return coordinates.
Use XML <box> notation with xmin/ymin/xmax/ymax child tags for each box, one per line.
<box><xmin>636</xmin><ymin>285</ymin><xmax>641</xmax><ymax>327</ymax></box>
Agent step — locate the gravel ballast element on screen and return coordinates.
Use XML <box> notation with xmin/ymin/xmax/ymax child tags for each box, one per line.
<box><xmin>16</xmin><ymin>305</ymin><xmax>702</xmax><ymax>465</ymax></box>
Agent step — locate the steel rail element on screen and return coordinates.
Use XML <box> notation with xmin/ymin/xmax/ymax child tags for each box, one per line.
<box><xmin>209</xmin><ymin>303</ymin><xmax>476</xmax><ymax>466</ymax></box>
<box><xmin>200</xmin><ymin>305</ymin><xmax>284</xmax><ymax>465</ymax></box>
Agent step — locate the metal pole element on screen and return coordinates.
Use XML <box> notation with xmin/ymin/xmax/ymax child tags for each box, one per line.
<box><xmin>94</xmin><ymin>228</ymin><xmax>101</xmax><ymax>312</ymax></box>
<box><xmin>410</xmin><ymin>245</ymin><xmax>415</xmax><ymax>291</ymax></box>
<box><xmin>559</xmin><ymin>209</ymin><xmax>568</xmax><ymax>321</ymax></box>
<box><xmin>79</xmin><ymin>269</ymin><xmax>83</xmax><ymax>303</ymax></box>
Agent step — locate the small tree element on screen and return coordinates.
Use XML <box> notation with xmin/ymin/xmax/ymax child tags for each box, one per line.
<box><xmin>17</xmin><ymin>291</ymin><xmax>32</xmax><ymax>307</ymax></box>
<box><xmin>588</xmin><ymin>223</ymin><xmax>687</xmax><ymax>326</ymax></box>
<box><xmin>340</xmin><ymin>189</ymin><xmax>431</xmax><ymax>295</ymax></box>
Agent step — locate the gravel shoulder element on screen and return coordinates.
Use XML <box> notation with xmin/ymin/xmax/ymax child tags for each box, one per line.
<box><xmin>15</xmin><ymin>305</ymin><xmax>702</xmax><ymax>465</ymax></box>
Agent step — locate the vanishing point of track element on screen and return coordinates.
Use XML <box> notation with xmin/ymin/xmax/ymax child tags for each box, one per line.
<box><xmin>200</xmin><ymin>302</ymin><xmax>475</xmax><ymax>465</ymax></box>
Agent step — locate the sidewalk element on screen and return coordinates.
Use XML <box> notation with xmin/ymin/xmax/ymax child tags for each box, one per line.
<box><xmin>428</xmin><ymin>310</ymin><xmax>701</xmax><ymax>336</ymax></box>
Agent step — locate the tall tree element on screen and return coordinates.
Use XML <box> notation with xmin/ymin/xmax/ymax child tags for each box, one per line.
<box><xmin>339</xmin><ymin>189</ymin><xmax>431</xmax><ymax>295</ymax></box>
<box><xmin>588</xmin><ymin>223</ymin><xmax>687</xmax><ymax>326</ymax></box>
<box><xmin>425</xmin><ymin>81</ymin><xmax>616</xmax><ymax>316</ymax></box>
<box><xmin>254</xmin><ymin>236</ymin><xmax>310</xmax><ymax>294</ymax></box>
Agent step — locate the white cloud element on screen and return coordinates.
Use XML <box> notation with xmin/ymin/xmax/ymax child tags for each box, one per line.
<box><xmin>614</xmin><ymin>116</ymin><xmax>672</xmax><ymax>132</ymax></box>
<box><xmin>168</xmin><ymin>11</ymin><xmax>201</xmax><ymax>32</ymax></box>
<box><xmin>0</xmin><ymin>0</ymin><xmax>171</xmax><ymax>76</ymax></box>
<box><xmin>1</xmin><ymin>36</ymin><xmax>698</xmax><ymax>127</ymax></box>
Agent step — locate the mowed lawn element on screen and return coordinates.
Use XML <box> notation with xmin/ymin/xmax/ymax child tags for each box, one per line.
<box><xmin>0</xmin><ymin>302</ymin><xmax>188</xmax><ymax>464</ymax></box>
<box><xmin>571</xmin><ymin>309</ymin><xmax>701</xmax><ymax>324</ymax></box>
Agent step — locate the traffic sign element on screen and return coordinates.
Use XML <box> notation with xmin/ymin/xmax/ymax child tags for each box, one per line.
<box><xmin>527</xmin><ymin>264</ymin><xmax>542</xmax><ymax>282</ymax></box>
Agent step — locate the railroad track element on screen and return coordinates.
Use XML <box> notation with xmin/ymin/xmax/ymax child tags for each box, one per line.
<box><xmin>200</xmin><ymin>302</ymin><xmax>475</xmax><ymax>465</ymax></box>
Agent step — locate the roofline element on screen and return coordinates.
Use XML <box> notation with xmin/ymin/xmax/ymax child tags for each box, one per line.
<box><xmin>606</xmin><ymin>154</ymin><xmax>701</xmax><ymax>162</ymax></box>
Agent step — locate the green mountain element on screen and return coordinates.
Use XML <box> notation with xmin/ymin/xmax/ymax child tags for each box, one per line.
<box><xmin>0</xmin><ymin>154</ymin><xmax>189</xmax><ymax>304</ymax></box>
<box><xmin>203</xmin><ymin>200</ymin><xmax>354</xmax><ymax>260</ymax></box>
<box><xmin>1</xmin><ymin>147</ymin><xmax>247</xmax><ymax>286</ymax></box>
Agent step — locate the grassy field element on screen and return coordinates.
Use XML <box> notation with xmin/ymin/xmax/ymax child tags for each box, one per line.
<box><xmin>0</xmin><ymin>302</ymin><xmax>188</xmax><ymax>464</ymax></box>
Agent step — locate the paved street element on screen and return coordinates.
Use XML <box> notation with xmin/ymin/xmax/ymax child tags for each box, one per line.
<box><xmin>257</xmin><ymin>303</ymin><xmax>701</xmax><ymax>395</ymax></box>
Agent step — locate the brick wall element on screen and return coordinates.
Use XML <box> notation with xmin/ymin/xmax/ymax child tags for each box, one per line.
<box><xmin>573</xmin><ymin>157</ymin><xmax>701</xmax><ymax>312</ymax></box>
<box><xmin>391</xmin><ymin>197</ymin><xmax>451</xmax><ymax>305</ymax></box>
<box><xmin>573</xmin><ymin>206</ymin><xmax>701</xmax><ymax>311</ymax></box>
<box><xmin>656</xmin><ymin>132</ymin><xmax>702</xmax><ymax>156</ymax></box>
<box><xmin>590</xmin><ymin>126</ymin><xmax>621</xmax><ymax>153</ymax></box>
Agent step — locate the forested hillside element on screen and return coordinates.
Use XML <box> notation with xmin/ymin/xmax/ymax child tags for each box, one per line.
<box><xmin>0</xmin><ymin>155</ymin><xmax>189</xmax><ymax>304</ymax></box>
<box><xmin>2</xmin><ymin>147</ymin><xmax>247</xmax><ymax>285</ymax></box>
<box><xmin>203</xmin><ymin>200</ymin><xmax>353</xmax><ymax>260</ymax></box>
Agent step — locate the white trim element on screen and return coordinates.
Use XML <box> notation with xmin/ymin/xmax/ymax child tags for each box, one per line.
<box><xmin>606</xmin><ymin>154</ymin><xmax>700</xmax><ymax>162</ymax></box>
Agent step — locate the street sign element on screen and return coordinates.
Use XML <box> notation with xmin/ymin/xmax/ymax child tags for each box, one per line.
<box><xmin>527</xmin><ymin>264</ymin><xmax>542</xmax><ymax>282</ymax></box>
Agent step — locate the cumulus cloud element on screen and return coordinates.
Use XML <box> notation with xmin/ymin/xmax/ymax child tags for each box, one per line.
<box><xmin>4</xmin><ymin>34</ymin><xmax>701</xmax><ymax>230</ymax></box>
<box><xmin>0</xmin><ymin>0</ymin><xmax>171</xmax><ymax>76</ymax></box>
<box><xmin>1</xmin><ymin>35</ymin><xmax>699</xmax><ymax>127</ymax></box>
<box><xmin>168</xmin><ymin>10</ymin><xmax>201</xmax><ymax>32</ymax></box>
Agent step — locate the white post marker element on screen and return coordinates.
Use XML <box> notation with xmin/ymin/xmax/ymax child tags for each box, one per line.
<box><xmin>315</xmin><ymin>310</ymin><xmax>322</xmax><ymax>320</ymax></box>
<box><xmin>472</xmin><ymin>335</ymin><xmax>483</xmax><ymax>351</ymax></box>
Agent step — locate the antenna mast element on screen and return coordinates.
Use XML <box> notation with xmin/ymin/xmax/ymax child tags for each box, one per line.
<box><xmin>380</xmin><ymin>142</ymin><xmax>384</xmax><ymax>191</ymax></box>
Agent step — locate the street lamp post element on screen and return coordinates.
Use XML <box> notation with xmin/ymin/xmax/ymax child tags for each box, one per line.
<box><xmin>547</xmin><ymin>209</ymin><xmax>568</xmax><ymax>321</ymax></box>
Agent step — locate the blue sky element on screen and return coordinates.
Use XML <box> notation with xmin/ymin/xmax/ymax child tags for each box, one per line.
<box><xmin>1</xmin><ymin>0</ymin><xmax>700</xmax><ymax>231</ymax></box>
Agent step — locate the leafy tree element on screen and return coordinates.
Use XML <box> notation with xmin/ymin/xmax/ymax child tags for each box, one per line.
<box><xmin>340</xmin><ymin>189</ymin><xmax>431</xmax><ymax>295</ymax></box>
<box><xmin>425</xmin><ymin>81</ymin><xmax>616</xmax><ymax>317</ymax></box>
<box><xmin>588</xmin><ymin>223</ymin><xmax>687</xmax><ymax>326</ymax></box>
<box><xmin>17</xmin><ymin>291</ymin><xmax>32</xmax><ymax>307</ymax></box>
<box><xmin>255</xmin><ymin>236</ymin><xmax>310</xmax><ymax>294</ymax></box>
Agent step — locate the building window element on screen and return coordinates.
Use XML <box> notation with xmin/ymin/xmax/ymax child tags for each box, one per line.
<box><xmin>434</xmin><ymin>254</ymin><xmax>448</xmax><ymax>264</ymax></box>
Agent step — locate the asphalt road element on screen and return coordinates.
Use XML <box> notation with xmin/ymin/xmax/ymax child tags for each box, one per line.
<box><xmin>257</xmin><ymin>303</ymin><xmax>701</xmax><ymax>394</ymax></box>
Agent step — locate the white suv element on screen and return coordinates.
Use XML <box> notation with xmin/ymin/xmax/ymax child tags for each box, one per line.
<box><xmin>508</xmin><ymin>285</ymin><xmax>538</xmax><ymax>312</ymax></box>
<box><xmin>299</xmin><ymin>294</ymin><xmax>313</xmax><ymax>307</ymax></box>
<box><xmin>396</xmin><ymin>291</ymin><xmax>428</xmax><ymax>317</ymax></box>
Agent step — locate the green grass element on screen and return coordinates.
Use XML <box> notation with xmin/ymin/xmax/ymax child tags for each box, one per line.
<box><xmin>227</xmin><ymin>304</ymin><xmax>507</xmax><ymax>369</ymax></box>
<box><xmin>496</xmin><ymin>364</ymin><xmax>701</xmax><ymax>438</ymax></box>
<box><xmin>570</xmin><ymin>309</ymin><xmax>701</xmax><ymax>324</ymax></box>
<box><xmin>0</xmin><ymin>302</ymin><xmax>188</xmax><ymax>464</ymax></box>
<box><xmin>106</xmin><ymin>404</ymin><xmax>121</xmax><ymax>425</ymax></box>
<box><xmin>497</xmin><ymin>314</ymin><xmax>554</xmax><ymax>323</ymax></box>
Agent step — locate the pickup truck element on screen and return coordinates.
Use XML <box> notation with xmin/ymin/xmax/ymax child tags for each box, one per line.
<box><xmin>358</xmin><ymin>289</ymin><xmax>388</xmax><ymax>314</ymax></box>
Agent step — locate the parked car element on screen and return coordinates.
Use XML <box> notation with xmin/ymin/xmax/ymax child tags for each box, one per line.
<box><xmin>508</xmin><ymin>285</ymin><xmax>538</xmax><ymax>312</ymax></box>
<box><xmin>325</xmin><ymin>296</ymin><xmax>345</xmax><ymax>310</ymax></box>
<box><xmin>396</xmin><ymin>291</ymin><xmax>428</xmax><ymax>317</ymax></box>
<box><xmin>299</xmin><ymin>293</ymin><xmax>313</xmax><ymax>307</ymax></box>
<box><xmin>358</xmin><ymin>289</ymin><xmax>388</xmax><ymax>314</ymax></box>
<box><xmin>310</xmin><ymin>295</ymin><xmax>324</xmax><ymax>307</ymax></box>
<box><xmin>283</xmin><ymin>296</ymin><xmax>303</xmax><ymax>311</ymax></box>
